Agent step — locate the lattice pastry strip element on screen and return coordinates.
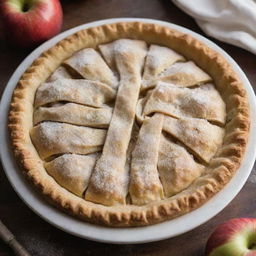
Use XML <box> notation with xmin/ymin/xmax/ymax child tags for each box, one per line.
<box><xmin>64</xmin><ymin>48</ymin><xmax>118</xmax><ymax>89</ymax></box>
<box><xmin>34</xmin><ymin>103</ymin><xmax>113</xmax><ymax>128</ymax></box>
<box><xmin>85</xmin><ymin>39</ymin><xmax>147</xmax><ymax>206</ymax></box>
<box><xmin>159</xmin><ymin>61</ymin><xmax>212</xmax><ymax>86</ymax></box>
<box><xmin>143</xmin><ymin>82</ymin><xmax>226</xmax><ymax>125</ymax></box>
<box><xmin>45</xmin><ymin>153</ymin><xmax>98</xmax><ymax>196</ymax></box>
<box><xmin>34</xmin><ymin>78</ymin><xmax>116</xmax><ymax>108</ymax></box>
<box><xmin>47</xmin><ymin>66</ymin><xmax>72</xmax><ymax>82</ymax></box>
<box><xmin>99</xmin><ymin>43</ymin><xmax>116</xmax><ymax>71</ymax></box>
<box><xmin>163</xmin><ymin>116</ymin><xmax>225</xmax><ymax>163</ymax></box>
<box><xmin>99</xmin><ymin>39</ymin><xmax>148</xmax><ymax>74</ymax></box>
<box><xmin>143</xmin><ymin>61</ymin><xmax>212</xmax><ymax>89</ymax></box>
<box><xmin>129</xmin><ymin>114</ymin><xmax>164</xmax><ymax>205</ymax></box>
<box><xmin>30</xmin><ymin>122</ymin><xmax>106</xmax><ymax>160</ymax></box>
<box><xmin>141</xmin><ymin>44</ymin><xmax>185</xmax><ymax>90</ymax></box>
<box><xmin>158</xmin><ymin>135</ymin><xmax>205</xmax><ymax>197</ymax></box>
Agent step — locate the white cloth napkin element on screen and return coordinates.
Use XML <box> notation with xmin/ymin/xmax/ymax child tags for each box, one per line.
<box><xmin>172</xmin><ymin>0</ymin><xmax>256</xmax><ymax>54</ymax></box>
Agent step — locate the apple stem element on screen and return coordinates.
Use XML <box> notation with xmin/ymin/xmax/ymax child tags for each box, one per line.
<box><xmin>17</xmin><ymin>0</ymin><xmax>34</xmax><ymax>13</ymax></box>
<box><xmin>249</xmin><ymin>243</ymin><xmax>256</xmax><ymax>250</ymax></box>
<box><xmin>22</xmin><ymin>3</ymin><xmax>30</xmax><ymax>12</ymax></box>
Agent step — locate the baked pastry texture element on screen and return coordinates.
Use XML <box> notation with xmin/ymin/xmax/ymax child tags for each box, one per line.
<box><xmin>8</xmin><ymin>22</ymin><xmax>250</xmax><ymax>227</ymax></box>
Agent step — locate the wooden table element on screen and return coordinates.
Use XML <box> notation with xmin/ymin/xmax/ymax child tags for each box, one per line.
<box><xmin>1</xmin><ymin>0</ymin><xmax>256</xmax><ymax>255</ymax></box>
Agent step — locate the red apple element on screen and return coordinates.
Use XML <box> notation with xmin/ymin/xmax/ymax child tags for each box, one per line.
<box><xmin>206</xmin><ymin>218</ymin><xmax>256</xmax><ymax>256</ymax></box>
<box><xmin>0</xmin><ymin>0</ymin><xmax>63</xmax><ymax>48</ymax></box>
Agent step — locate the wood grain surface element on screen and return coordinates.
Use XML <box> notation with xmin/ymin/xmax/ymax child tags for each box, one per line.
<box><xmin>0</xmin><ymin>0</ymin><xmax>256</xmax><ymax>255</ymax></box>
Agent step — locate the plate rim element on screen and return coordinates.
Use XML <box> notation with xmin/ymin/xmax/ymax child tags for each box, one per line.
<box><xmin>1</xmin><ymin>18</ymin><xmax>256</xmax><ymax>244</ymax></box>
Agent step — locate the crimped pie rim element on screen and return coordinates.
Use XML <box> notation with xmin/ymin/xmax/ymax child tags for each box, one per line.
<box><xmin>8</xmin><ymin>22</ymin><xmax>250</xmax><ymax>227</ymax></box>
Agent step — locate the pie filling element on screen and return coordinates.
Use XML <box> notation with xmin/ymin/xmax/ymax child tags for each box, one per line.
<box><xmin>30</xmin><ymin>39</ymin><xmax>226</xmax><ymax>207</ymax></box>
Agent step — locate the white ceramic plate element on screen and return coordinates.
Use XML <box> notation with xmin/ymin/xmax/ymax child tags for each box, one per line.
<box><xmin>1</xmin><ymin>18</ymin><xmax>256</xmax><ymax>244</ymax></box>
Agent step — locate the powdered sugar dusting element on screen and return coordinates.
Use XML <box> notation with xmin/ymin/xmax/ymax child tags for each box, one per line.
<box><xmin>129</xmin><ymin>114</ymin><xmax>164</xmax><ymax>204</ymax></box>
<box><xmin>90</xmin><ymin>156</ymin><xmax>129</xmax><ymax>195</ymax></box>
<box><xmin>35</xmin><ymin>78</ymin><xmax>116</xmax><ymax>107</ymax></box>
<box><xmin>31</xmin><ymin>122</ymin><xmax>106</xmax><ymax>159</ymax></box>
<box><xmin>146</xmin><ymin>45</ymin><xmax>184</xmax><ymax>71</ymax></box>
<box><xmin>144</xmin><ymin>82</ymin><xmax>226</xmax><ymax>124</ymax></box>
<box><xmin>31</xmin><ymin>39</ymin><xmax>226</xmax><ymax>207</ymax></box>
<box><xmin>161</xmin><ymin>61</ymin><xmax>211</xmax><ymax>79</ymax></box>
<box><xmin>163</xmin><ymin>117</ymin><xmax>224</xmax><ymax>163</ymax></box>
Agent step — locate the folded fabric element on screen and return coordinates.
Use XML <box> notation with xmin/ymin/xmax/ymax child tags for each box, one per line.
<box><xmin>172</xmin><ymin>0</ymin><xmax>256</xmax><ymax>54</ymax></box>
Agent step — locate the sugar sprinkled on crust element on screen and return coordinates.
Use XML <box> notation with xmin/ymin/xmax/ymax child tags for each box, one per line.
<box><xmin>8</xmin><ymin>22</ymin><xmax>249</xmax><ymax>227</ymax></box>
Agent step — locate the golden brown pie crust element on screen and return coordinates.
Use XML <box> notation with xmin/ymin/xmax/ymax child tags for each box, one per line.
<box><xmin>8</xmin><ymin>22</ymin><xmax>250</xmax><ymax>227</ymax></box>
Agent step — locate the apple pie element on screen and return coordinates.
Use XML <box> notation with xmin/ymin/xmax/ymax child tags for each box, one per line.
<box><xmin>9</xmin><ymin>22</ymin><xmax>249</xmax><ymax>226</ymax></box>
